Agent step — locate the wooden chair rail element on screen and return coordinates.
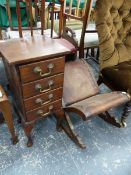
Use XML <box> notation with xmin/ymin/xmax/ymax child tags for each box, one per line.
<box><xmin>63</xmin><ymin>13</ymin><xmax>83</xmax><ymax>21</ymax></box>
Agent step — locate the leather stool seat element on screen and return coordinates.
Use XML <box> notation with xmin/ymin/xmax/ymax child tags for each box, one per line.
<box><xmin>69</xmin><ymin>92</ymin><xmax>129</xmax><ymax>119</ymax></box>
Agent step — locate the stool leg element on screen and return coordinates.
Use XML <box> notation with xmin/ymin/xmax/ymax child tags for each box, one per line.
<box><xmin>56</xmin><ymin>111</ymin><xmax>86</xmax><ymax>149</ymax></box>
<box><xmin>0</xmin><ymin>101</ymin><xmax>18</xmax><ymax>144</ymax></box>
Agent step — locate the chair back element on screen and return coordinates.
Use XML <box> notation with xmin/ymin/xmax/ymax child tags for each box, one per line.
<box><xmin>6</xmin><ymin>0</ymin><xmax>47</xmax><ymax>38</ymax></box>
<box><xmin>47</xmin><ymin>0</ymin><xmax>61</xmax><ymax>38</ymax></box>
<box><xmin>62</xmin><ymin>0</ymin><xmax>93</xmax><ymax>57</ymax></box>
<box><xmin>16</xmin><ymin>0</ymin><xmax>46</xmax><ymax>37</ymax></box>
<box><xmin>64</xmin><ymin>0</ymin><xmax>89</xmax><ymax>17</ymax></box>
<box><xmin>63</xmin><ymin>59</ymin><xmax>99</xmax><ymax>106</ymax></box>
<box><xmin>95</xmin><ymin>0</ymin><xmax>131</xmax><ymax>70</ymax></box>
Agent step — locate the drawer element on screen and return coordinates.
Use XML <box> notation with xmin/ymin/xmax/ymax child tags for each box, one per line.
<box><xmin>24</xmin><ymin>88</ymin><xmax>63</xmax><ymax>111</ymax></box>
<box><xmin>26</xmin><ymin>99</ymin><xmax>62</xmax><ymax>122</ymax></box>
<box><xmin>19</xmin><ymin>57</ymin><xmax>65</xmax><ymax>83</ymax></box>
<box><xmin>22</xmin><ymin>73</ymin><xmax>64</xmax><ymax>99</ymax></box>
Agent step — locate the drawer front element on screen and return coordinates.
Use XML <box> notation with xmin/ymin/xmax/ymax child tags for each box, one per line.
<box><xmin>22</xmin><ymin>73</ymin><xmax>64</xmax><ymax>99</ymax></box>
<box><xmin>26</xmin><ymin>99</ymin><xmax>62</xmax><ymax>122</ymax></box>
<box><xmin>24</xmin><ymin>88</ymin><xmax>63</xmax><ymax>111</ymax></box>
<box><xmin>19</xmin><ymin>57</ymin><xmax>65</xmax><ymax>83</ymax></box>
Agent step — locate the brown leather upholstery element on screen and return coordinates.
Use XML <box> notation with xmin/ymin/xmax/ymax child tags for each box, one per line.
<box><xmin>69</xmin><ymin>92</ymin><xmax>129</xmax><ymax>119</ymax></box>
<box><xmin>63</xmin><ymin>59</ymin><xmax>99</xmax><ymax>106</ymax></box>
<box><xmin>63</xmin><ymin>59</ymin><xmax>130</xmax><ymax>119</ymax></box>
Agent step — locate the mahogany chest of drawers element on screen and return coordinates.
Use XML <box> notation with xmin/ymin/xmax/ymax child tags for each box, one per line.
<box><xmin>0</xmin><ymin>35</ymin><xmax>70</xmax><ymax>146</ymax></box>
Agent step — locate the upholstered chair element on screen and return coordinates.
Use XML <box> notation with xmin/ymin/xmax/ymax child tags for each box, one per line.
<box><xmin>95</xmin><ymin>0</ymin><xmax>131</xmax><ymax>118</ymax></box>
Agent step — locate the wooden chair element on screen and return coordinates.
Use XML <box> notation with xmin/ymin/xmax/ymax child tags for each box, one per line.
<box><xmin>0</xmin><ymin>85</ymin><xmax>18</xmax><ymax>144</ymax></box>
<box><xmin>5</xmin><ymin>0</ymin><xmax>77</xmax><ymax>57</ymax></box>
<box><xmin>46</xmin><ymin>0</ymin><xmax>77</xmax><ymax>60</ymax></box>
<box><xmin>57</xmin><ymin>59</ymin><xmax>130</xmax><ymax>148</ymax></box>
<box><xmin>95</xmin><ymin>0</ymin><xmax>131</xmax><ymax>119</ymax></box>
<box><xmin>62</xmin><ymin>0</ymin><xmax>99</xmax><ymax>58</ymax></box>
<box><xmin>5</xmin><ymin>0</ymin><xmax>55</xmax><ymax>39</ymax></box>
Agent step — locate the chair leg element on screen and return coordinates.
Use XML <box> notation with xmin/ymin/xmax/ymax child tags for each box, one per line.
<box><xmin>96</xmin><ymin>48</ymin><xmax>99</xmax><ymax>61</ymax></box>
<box><xmin>99</xmin><ymin>111</ymin><xmax>122</xmax><ymax>128</ymax></box>
<box><xmin>99</xmin><ymin>102</ymin><xmax>131</xmax><ymax>128</ymax></box>
<box><xmin>91</xmin><ymin>48</ymin><xmax>95</xmax><ymax>57</ymax></box>
<box><xmin>61</xmin><ymin>112</ymin><xmax>86</xmax><ymax>149</ymax></box>
<box><xmin>86</xmin><ymin>48</ymin><xmax>89</xmax><ymax>58</ymax></box>
<box><xmin>121</xmin><ymin>101</ymin><xmax>131</xmax><ymax>127</ymax></box>
<box><xmin>0</xmin><ymin>101</ymin><xmax>18</xmax><ymax>144</ymax></box>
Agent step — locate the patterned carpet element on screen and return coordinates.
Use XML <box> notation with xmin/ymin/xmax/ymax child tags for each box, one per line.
<box><xmin>0</xmin><ymin>57</ymin><xmax>131</xmax><ymax>175</ymax></box>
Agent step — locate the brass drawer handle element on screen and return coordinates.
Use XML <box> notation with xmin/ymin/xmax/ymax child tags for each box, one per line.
<box><xmin>35</xmin><ymin>80</ymin><xmax>54</xmax><ymax>93</ymax></box>
<box><xmin>35</xmin><ymin>94</ymin><xmax>54</xmax><ymax>106</ymax></box>
<box><xmin>33</xmin><ymin>63</ymin><xmax>54</xmax><ymax>77</ymax></box>
<box><xmin>36</xmin><ymin>105</ymin><xmax>53</xmax><ymax>117</ymax></box>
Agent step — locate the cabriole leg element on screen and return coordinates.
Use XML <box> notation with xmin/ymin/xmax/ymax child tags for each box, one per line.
<box><xmin>23</xmin><ymin>122</ymin><xmax>34</xmax><ymax>147</ymax></box>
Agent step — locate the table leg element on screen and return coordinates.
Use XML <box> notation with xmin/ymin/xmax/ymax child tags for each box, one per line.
<box><xmin>0</xmin><ymin>100</ymin><xmax>18</xmax><ymax>144</ymax></box>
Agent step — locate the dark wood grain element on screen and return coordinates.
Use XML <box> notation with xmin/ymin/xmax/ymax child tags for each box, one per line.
<box><xmin>0</xmin><ymin>36</ymin><xmax>70</xmax><ymax>64</ymax></box>
<box><xmin>26</xmin><ymin>99</ymin><xmax>62</xmax><ymax>122</ymax></box>
<box><xmin>0</xmin><ymin>35</ymin><xmax>69</xmax><ymax>146</ymax></box>
<box><xmin>22</xmin><ymin>73</ymin><xmax>64</xmax><ymax>98</ymax></box>
<box><xmin>24</xmin><ymin>87</ymin><xmax>63</xmax><ymax>111</ymax></box>
<box><xmin>19</xmin><ymin>57</ymin><xmax>65</xmax><ymax>83</ymax></box>
<box><xmin>16</xmin><ymin>0</ymin><xmax>23</xmax><ymax>38</ymax></box>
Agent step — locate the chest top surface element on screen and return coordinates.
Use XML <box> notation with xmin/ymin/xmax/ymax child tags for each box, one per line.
<box><xmin>0</xmin><ymin>35</ymin><xmax>70</xmax><ymax>65</ymax></box>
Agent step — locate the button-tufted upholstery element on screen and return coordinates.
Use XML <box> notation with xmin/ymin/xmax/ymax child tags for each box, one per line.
<box><xmin>95</xmin><ymin>0</ymin><xmax>131</xmax><ymax>96</ymax></box>
<box><xmin>95</xmin><ymin>0</ymin><xmax>131</xmax><ymax>69</ymax></box>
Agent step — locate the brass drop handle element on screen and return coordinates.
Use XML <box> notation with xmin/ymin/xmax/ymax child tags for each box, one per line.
<box><xmin>33</xmin><ymin>63</ymin><xmax>54</xmax><ymax>77</ymax></box>
<box><xmin>35</xmin><ymin>94</ymin><xmax>54</xmax><ymax>106</ymax></box>
<box><xmin>35</xmin><ymin>80</ymin><xmax>54</xmax><ymax>93</ymax></box>
<box><xmin>36</xmin><ymin>105</ymin><xmax>54</xmax><ymax>117</ymax></box>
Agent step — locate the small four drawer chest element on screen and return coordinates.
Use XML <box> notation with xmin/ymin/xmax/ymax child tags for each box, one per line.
<box><xmin>0</xmin><ymin>35</ymin><xmax>70</xmax><ymax>146</ymax></box>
